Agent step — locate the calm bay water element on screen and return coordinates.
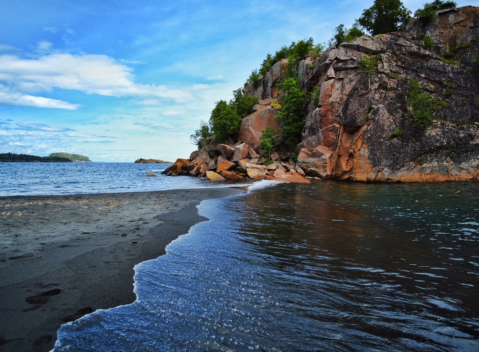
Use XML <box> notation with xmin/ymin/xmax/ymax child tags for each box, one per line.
<box><xmin>0</xmin><ymin>162</ymin><xmax>225</xmax><ymax>196</ymax></box>
<box><xmin>52</xmin><ymin>181</ymin><xmax>479</xmax><ymax>351</ymax></box>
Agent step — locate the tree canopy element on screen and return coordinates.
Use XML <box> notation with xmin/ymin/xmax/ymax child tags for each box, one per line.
<box><xmin>275</xmin><ymin>78</ymin><xmax>306</xmax><ymax>150</ymax></box>
<box><xmin>414</xmin><ymin>0</ymin><xmax>457</xmax><ymax>24</ymax></box>
<box><xmin>358</xmin><ymin>0</ymin><xmax>411</xmax><ymax>35</ymax></box>
<box><xmin>330</xmin><ymin>22</ymin><xmax>365</xmax><ymax>47</ymax></box>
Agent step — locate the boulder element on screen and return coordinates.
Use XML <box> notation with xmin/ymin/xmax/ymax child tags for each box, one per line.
<box><xmin>247</xmin><ymin>168</ymin><xmax>266</xmax><ymax>179</ymax></box>
<box><xmin>248</xmin><ymin>148</ymin><xmax>260</xmax><ymax>159</ymax></box>
<box><xmin>237</xmin><ymin>159</ymin><xmax>251</xmax><ymax>171</ymax></box>
<box><xmin>295</xmin><ymin>165</ymin><xmax>306</xmax><ymax>176</ymax></box>
<box><xmin>221</xmin><ymin>171</ymin><xmax>241</xmax><ymax>180</ymax></box>
<box><xmin>217</xmin><ymin>144</ymin><xmax>234</xmax><ymax>159</ymax></box>
<box><xmin>206</xmin><ymin>171</ymin><xmax>225</xmax><ymax>181</ymax></box>
<box><xmin>246</xmin><ymin>163</ymin><xmax>266</xmax><ymax>170</ymax></box>
<box><xmin>266</xmin><ymin>174</ymin><xmax>311</xmax><ymax>183</ymax></box>
<box><xmin>190</xmin><ymin>150</ymin><xmax>213</xmax><ymax>168</ymax></box>
<box><xmin>232</xmin><ymin>143</ymin><xmax>249</xmax><ymax>162</ymax></box>
<box><xmin>273</xmin><ymin>166</ymin><xmax>287</xmax><ymax>177</ymax></box>
<box><xmin>146</xmin><ymin>173</ymin><xmax>155</xmax><ymax>177</ymax></box>
<box><xmin>237</xmin><ymin>107</ymin><xmax>279</xmax><ymax>146</ymax></box>
<box><xmin>216</xmin><ymin>156</ymin><xmax>234</xmax><ymax>173</ymax></box>
<box><xmin>161</xmin><ymin>158</ymin><xmax>190</xmax><ymax>176</ymax></box>
<box><xmin>199</xmin><ymin>164</ymin><xmax>208</xmax><ymax>175</ymax></box>
<box><xmin>270</xmin><ymin>152</ymin><xmax>280</xmax><ymax>161</ymax></box>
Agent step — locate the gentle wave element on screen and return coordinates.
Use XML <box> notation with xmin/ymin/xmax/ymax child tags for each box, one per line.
<box><xmin>53</xmin><ymin>181</ymin><xmax>479</xmax><ymax>351</ymax></box>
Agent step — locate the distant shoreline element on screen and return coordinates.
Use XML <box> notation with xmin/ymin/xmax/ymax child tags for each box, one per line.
<box><xmin>0</xmin><ymin>152</ymin><xmax>91</xmax><ymax>163</ymax></box>
<box><xmin>134</xmin><ymin>158</ymin><xmax>172</xmax><ymax>164</ymax></box>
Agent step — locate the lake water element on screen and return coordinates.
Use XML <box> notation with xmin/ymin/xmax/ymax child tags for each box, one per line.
<box><xmin>0</xmin><ymin>162</ymin><xmax>233</xmax><ymax>197</ymax></box>
<box><xmin>50</xmin><ymin>180</ymin><xmax>479</xmax><ymax>351</ymax></box>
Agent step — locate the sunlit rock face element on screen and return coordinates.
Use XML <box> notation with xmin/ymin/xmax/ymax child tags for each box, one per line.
<box><xmin>168</xmin><ymin>6</ymin><xmax>479</xmax><ymax>183</ymax></box>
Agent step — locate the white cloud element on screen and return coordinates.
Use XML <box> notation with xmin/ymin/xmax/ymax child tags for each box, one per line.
<box><xmin>0</xmin><ymin>44</ymin><xmax>18</xmax><ymax>52</ymax></box>
<box><xmin>0</xmin><ymin>53</ymin><xmax>193</xmax><ymax>108</ymax></box>
<box><xmin>206</xmin><ymin>75</ymin><xmax>223</xmax><ymax>80</ymax></box>
<box><xmin>37</xmin><ymin>41</ymin><xmax>53</xmax><ymax>51</ymax></box>
<box><xmin>0</xmin><ymin>85</ymin><xmax>79</xmax><ymax>110</ymax></box>
<box><xmin>161</xmin><ymin>109</ymin><xmax>185</xmax><ymax>116</ymax></box>
<box><xmin>16</xmin><ymin>122</ymin><xmax>75</xmax><ymax>132</ymax></box>
<box><xmin>8</xmin><ymin>141</ymin><xmax>27</xmax><ymax>147</ymax></box>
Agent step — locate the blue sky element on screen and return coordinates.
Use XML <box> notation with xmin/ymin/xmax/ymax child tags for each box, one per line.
<box><xmin>0</xmin><ymin>0</ymin><xmax>475</xmax><ymax>161</ymax></box>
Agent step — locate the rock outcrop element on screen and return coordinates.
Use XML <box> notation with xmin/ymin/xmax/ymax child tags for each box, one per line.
<box><xmin>166</xmin><ymin>6</ymin><xmax>479</xmax><ymax>183</ymax></box>
<box><xmin>244</xmin><ymin>6</ymin><xmax>479</xmax><ymax>182</ymax></box>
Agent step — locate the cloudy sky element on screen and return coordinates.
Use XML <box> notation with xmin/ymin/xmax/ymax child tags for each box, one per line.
<box><xmin>0</xmin><ymin>0</ymin><xmax>474</xmax><ymax>161</ymax></box>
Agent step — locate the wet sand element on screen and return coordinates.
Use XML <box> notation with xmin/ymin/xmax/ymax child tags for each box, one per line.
<box><xmin>0</xmin><ymin>187</ymin><xmax>244</xmax><ymax>352</ymax></box>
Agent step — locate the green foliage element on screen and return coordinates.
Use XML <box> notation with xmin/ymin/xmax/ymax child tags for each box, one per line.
<box><xmin>439</xmin><ymin>57</ymin><xmax>458</xmax><ymax>66</ymax></box>
<box><xmin>387</xmin><ymin>129</ymin><xmax>405</xmax><ymax>140</ymax></box>
<box><xmin>263</xmin><ymin>160</ymin><xmax>274</xmax><ymax>166</ymax></box>
<box><xmin>359</xmin><ymin>55</ymin><xmax>377</xmax><ymax>89</ymax></box>
<box><xmin>415</xmin><ymin>4</ymin><xmax>437</xmax><ymax>24</ymax></box>
<box><xmin>0</xmin><ymin>152</ymin><xmax>72</xmax><ymax>162</ymax></box>
<box><xmin>443</xmin><ymin>43</ymin><xmax>471</xmax><ymax>59</ymax></box>
<box><xmin>260</xmin><ymin>126</ymin><xmax>279</xmax><ymax>158</ymax></box>
<box><xmin>49</xmin><ymin>152</ymin><xmax>90</xmax><ymax>162</ymax></box>
<box><xmin>313</xmin><ymin>43</ymin><xmax>325</xmax><ymax>57</ymax></box>
<box><xmin>258</xmin><ymin>38</ymin><xmax>323</xmax><ymax>76</ymax></box>
<box><xmin>290</xmin><ymin>38</ymin><xmax>314</xmax><ymax>60</ymax></box>
<box><xmin>310</xmin><ymin>85</ymin><xmax>320</xmax><ymax>106</ymax></box>
<box><xmin>330</xmin><ymin>22</ymin><xmax>365</xmax><ymax>47</ymax></box>
<box><xmin>276</xmin><ymin>78</ymin><xmax>306</xmax><ymax>150</ymax></box>
<box><xmin>472</xmin><ymin>50</ymin><xmax>479</xmax><ymax>81</ymax></box>
<box><xmin>331</xmin><ymin>24</ymin><xmax>346</xmax><ymax>47</ymax></box>
<box><xmin>423</xmin><ymin>35</ymin><xmax>435</xmax><ymax>50</ymax></box>
<box><xmin>230</xmin><ymin>88</ymin><xmax>258</xmax><ymax>118</ymax></box>
<box><xmin>444</xmin><ymin>86</ymin><xmax>455</xmax><ymax>99</ymax></box>
<box><xmin>290</xmin><ymin>152</ymin><xmax>298</xmax><ymax>162</ymax></box>
<box><xmin>415</xmin><ymin>1</ymin><xmax>457</xmax><ymax>24</ymax></box>
<box><xmin>436</xmin><ymin>100</ymin><xmax>448</xmax><ymax>108</ymax></box>
<box><xmin>407</xmin><ymin>80</ymin><xmax>436</xmax><ymax>128</ymax></box>
<box><xmin>345</xmin><ymin>24</ymin><xmax>366</xmax><ymax>42</ymax></box>
<box><xmin>190</xmin><ymin>121</ymin><xmax>212</xmax><ymax>148</ymax></box>
<box><xmin>358</xmin><ymin>0</ymin><xmax>411</xmax><ymax>35</ymax></box>
<box><xmin>210</xmin><ymin>100</ymin><xmax>242</xmax><ymax>143</ymax></box>
<box><xmin>245</xmin><ymin>69</ymin><xmax>261</xmax><ymax>88</ymax></box>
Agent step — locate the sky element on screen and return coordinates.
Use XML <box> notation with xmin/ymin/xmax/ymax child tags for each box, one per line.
<box><xmin>0</xmin><ymin>0</ymin><xmax>476</xmax><ymax>162</ymax></box>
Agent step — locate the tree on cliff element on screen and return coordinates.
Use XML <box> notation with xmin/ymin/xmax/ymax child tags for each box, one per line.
<box><xmin>260</xmin><ymin>126</ymin><xmax>278</xmax><ymax>159</ymax></box>
<box><xmin>275</xmin><ymin>78</ymin><xmax>306</xmax><ymax>151</ymax></box>
<box><xmin>190</xmin><ymin>121</ymin><xmax>212</xmax><ymax>148</ymax></box>
<box><xmin>414</xmin><ymin>0</ymin><xmax>457</xmax><ymax>24</ymax></box>
<box><xmin>358</xmin><ymin>0</ymin><xmax>411</xmax><ymax>35</ymax></box>
<box><xmin>210</xmin><ymin>101</ymin><xmax>242</xmax><ymax>143</ymax></box>
<box><xmin>230</xmin><ymin>89</ymin><xmax>258</xmax><ymax>118</ymax></box>
<box><xmin>330</xmin><ymin>22</ymin><xmax>365</xmax><ymax>47</ymax></box>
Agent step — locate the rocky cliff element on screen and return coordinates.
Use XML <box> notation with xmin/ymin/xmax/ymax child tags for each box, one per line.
<box><xmin>165</xmin><ymin>6</ymin><xmax>479</xmax><ymax>182</ymax></box>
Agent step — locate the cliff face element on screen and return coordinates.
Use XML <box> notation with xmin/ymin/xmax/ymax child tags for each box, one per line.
<box><xmin>243</xmin><ymin>6</ymin><xmax>479</xmax><ymax>182</ymax></box>
<box><xmin>166</xmin><ymin>6</ymin><xmax>479</xmax><ymax>182</ymax></box>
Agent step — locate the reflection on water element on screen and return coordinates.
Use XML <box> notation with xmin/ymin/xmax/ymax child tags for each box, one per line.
<box><xmin>54</xmin><ymin>181</ymin><xmax>479</xmax><ymax>351</ymax></box>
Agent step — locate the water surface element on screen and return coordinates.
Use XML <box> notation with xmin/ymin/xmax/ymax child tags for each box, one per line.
<box><xmin>52</xmin><ymin>181</ymin><xmax>479</xmax><ymax>351</ymax></box>
<box><xmin>0</xmin><ymin>162</ymin><xmax>231</xmax><ymax>196</ymax></box>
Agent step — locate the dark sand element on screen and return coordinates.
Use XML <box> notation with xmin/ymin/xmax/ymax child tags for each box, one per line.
<box><xmin>0</xmin><ymin>187</ymin><xmax>244</xmax><ymax>352</ymax></box>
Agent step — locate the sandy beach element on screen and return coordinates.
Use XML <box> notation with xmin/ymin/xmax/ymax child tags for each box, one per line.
<box><xmin>0</xmin><ymin>187</ymin><xmax>244</xmax><ymax>352</ymax></box>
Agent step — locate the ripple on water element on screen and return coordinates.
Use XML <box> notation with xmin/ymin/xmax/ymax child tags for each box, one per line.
<box><xmin>53</xmin><ymin>181</ymin><xmax>479</xmax><ymax>351</ymax></box>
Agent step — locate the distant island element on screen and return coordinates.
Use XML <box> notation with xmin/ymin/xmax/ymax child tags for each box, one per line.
<box><xmin>49</xmin><ymin>152</ymin><xmax>91</xmax><ymax>162</ymax></box>
<box><xmin>134</xmin><ymin>158</ymin><xmax>171</xmax><ymax>164</ymax></box>
<box><xmin>0</xmin><ymin>152</ymin><xmax>91</xmax><ymax>163</ymax></box>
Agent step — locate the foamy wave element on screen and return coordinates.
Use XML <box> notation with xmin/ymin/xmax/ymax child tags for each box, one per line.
<box><xmin>247</xmin><ymin>179</ymin><xmax>285</xmax><ymax>192</ymax></box>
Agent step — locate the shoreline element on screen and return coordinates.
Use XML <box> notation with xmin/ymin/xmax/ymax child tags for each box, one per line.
<box><xmin>0</xmin><ymin>187</ymin><xmax>245</xmax><ymax>352</ymax></box>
